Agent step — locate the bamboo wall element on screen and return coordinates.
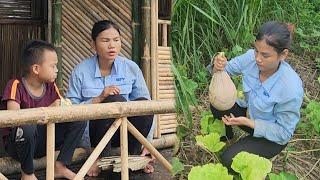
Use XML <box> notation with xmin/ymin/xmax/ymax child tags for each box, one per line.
<box><xmin>61</xmin><ymin>0</ymin><xmax>132</xmax><ymax>91</ymax></box>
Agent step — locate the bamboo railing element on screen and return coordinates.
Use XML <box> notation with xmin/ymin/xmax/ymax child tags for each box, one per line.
<box><xmin>0</xmin><ymin>100</ymin><xmax>175</xmax><ymax>180</ymax></box>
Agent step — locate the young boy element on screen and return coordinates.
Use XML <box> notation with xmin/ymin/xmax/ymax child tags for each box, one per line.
<box><xmin>2</xmin><ymin>40</ymin><xmax>86</xmax><ymax>180</ymax></box>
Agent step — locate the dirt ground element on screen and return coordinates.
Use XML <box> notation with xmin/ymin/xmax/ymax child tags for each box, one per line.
<box><xmin>6</xmin><ymin>149</ymin><xmax>174</xmax><ymax>180</ymax></box>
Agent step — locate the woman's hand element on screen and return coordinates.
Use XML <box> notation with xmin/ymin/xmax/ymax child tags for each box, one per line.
<box><xmin>222</xmin><ymin>113</ymin><xmax>255</xmax><ymax>129</ymax></box>
<box><xmin>98</xmin><ymin>86</ymin><xmax>120</xmax><ymax>100</ymax></box>
<box><xmin>212</xmin><ymin>52</ymin><xmax>227</xmax><ymax>72</ymax></box>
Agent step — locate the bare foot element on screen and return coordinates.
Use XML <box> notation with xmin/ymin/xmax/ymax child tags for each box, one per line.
<box><xmin>141</xmin><ymin>147</ymin><xmax>155</xmax><ymax>162</ymax></box>
<box><xmin>21</xmin><ymin>172</ymin><xmax>38</xmax><ymax>180</ymax></box>
<box><xmin>87</xmin><ymin>159</ymin><xmax>101</xmax><ymax>177</ymax></box>
<box><xmin>54</xmin><ymin>161</ymin><xmax>76</xmax><ymax>180</ymax></box>
<box><xmin>143</xmin><ymin>163</ymin><xmax>154</xmax><ymax>174</ymax></box>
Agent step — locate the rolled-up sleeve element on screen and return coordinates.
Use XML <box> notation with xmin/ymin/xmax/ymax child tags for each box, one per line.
<box><xmin>253</xmin><ymin>97</ymin><xmax>303</xmax><ymax>145</ymax></box>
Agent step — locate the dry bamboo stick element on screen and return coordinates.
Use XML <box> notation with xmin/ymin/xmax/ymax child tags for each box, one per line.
<box><xmin>158</xmin><ymin>60</ymin><xmax>172</xmax><ymax>64</ymax></box>
<box><xmin>159</xmin><ymin>72</ymin><xmax>174</xmax><ymax>77</ymax></box>
<box><xmin>107</xmin><ymin>0</ymin><xmax>131</xmax><ymax>20</ymax></box>
<box><xmin>158</xmin><ymin>54</ymin><xmax>171</xmax><ymax>60</ymax></box>
<box><xmin>120</xmin><ymin>118</ymin><xmax>129</xmax><ymax>179</ymax></box>
<box><xmin>159</xmin><ymin>115</ymin><xmax>177</xmax><ymax>121</ymax></box>
<box><xmin>159</xmin><ymin>81</ymin><xmax>174</xmax><ymax>85</ymax></box>
<box><xmin>46</xmin><ymin>123</ymin><xmax>55</xmax><ymax>180</ymax></box>
<box><xmin>161</xmin><ymin>128</ymin><xmax>177</xmax><ymax>134</ymax></box>
<box><xmin>162</xmin><ymin>24</ymin><xmax>168</xmax><ymax>46</ymax></box>
<box><xmin>160</xmin><ymin>119</ymin><xmax>177</xmax><ymax>125</ymax></box>
<box><xmin>158</xmin><ymin>68</ymin><xmax>173</xmax><ymax>73</ymax></box>
<box><xmin>160</xmin><ymin>124</ymin><xmax>178</xmax><ymax>129</ymax></box>
<box><xmin>159</xmin><ymin>85</ymin><xmax>175</xmax><ymax>90</ymax></box>
<box><xmin>159</xmin><ymin>77</ymin><xmax>175</xmax><ymax>81</ymax></box>
<box><xmin>158</xmin><ymin>90</ymin><xmax>175</xmax><ymax>94</ymax></box>
<box><xmin>159</xmin><ymin>94</ymin><xmax>175</xmax><ymax>99</ymax></box>
<box><xmin>74</xmin><ymin>118</ymin><xmax>122</xmax><ymax>179</ymax></box>
<box><xmin>127</xmin><ymin>121</ymin><xmax>172</xmax><ymax>172</ymax></box>
<box><xmin>0</xmin><ymin>100</ymin><xmax>175</xmax><ymax>128</ymax></box>
<box><xmin>158</xmin><ymin>19</ymin><xmax>171</xmax><ymax>25</ymax></box>
<box><xmin>157</xmin><ymin>50</ymin><xmax>171</xmax><ymax>55</ymax></box>
<box><xmin>157</xmin><ymin>46</ymin><xmax>171</xmax><ymax>51</ymax></box>
<box><xmin>158</xmin><ymin>64</ymin><xmax>172</xmax><ymax>68</ymax></box>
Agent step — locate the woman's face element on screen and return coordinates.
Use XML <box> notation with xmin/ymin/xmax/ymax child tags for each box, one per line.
<box><xmin>93</xmin><ymin>27</ymin><xmax>121</xmax><ymax>61</ymax></box>
<box><xmin>254</xmin><ymin>39</ymin><xmax>288</xmax><ymax>75</ymax></box>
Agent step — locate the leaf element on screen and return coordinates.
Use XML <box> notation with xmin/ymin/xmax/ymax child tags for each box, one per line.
<box><xmin>171</xmin><ymin>157</ymin><xmax>184</xmax><ymax>176</ymax></box>
<box><xmin>268</xmin><ymin>171</ymin><xmax>298</xmax><ymax>180</ymax></box>
<box><xmin>200</xmin><ymin>112</ymin><xmax>225</xmax><ymax>136</ymax></box>
<box><xmin>231</xmin><ymin>152</ymin><xmax>272</xmax><ymax>180</ymax></box>
<box><xmin>188</xmin><ymin>163</ymin><xmax>233</xmax><ymax>180</ymax></box>
<box><xmin>196</xmin><ymin>133</ymin><xmax>225</xmax><ymax>153</ymax></box>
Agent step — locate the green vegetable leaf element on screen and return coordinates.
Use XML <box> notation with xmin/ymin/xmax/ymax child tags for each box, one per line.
<box><xmin>231</xmin><ymin>152</ymin><xmax>272</xmax><ymax>180</ymax></box>
<box><xmin>188</xmin><ymin>163</ymin><xmax>233</xmax><ymax>180</ymax></box>
<box><xmin>268</xmin><ymin>171</ymin><xmax>298</xmax><ymax>180</ymax></box>
<box><xmin>200</xmin><ymin>112</ymin><xmax>225</xmax><ymax>136</ymax></box>
<box><xmin>171</xmin><ymin>157</ymin><xmax>184</xmax><ymax>176</ymax></box>
<box><xmin>196</xmin><ymin>133</ymin><xmax>225</xmax><ymax>153</ymax></box>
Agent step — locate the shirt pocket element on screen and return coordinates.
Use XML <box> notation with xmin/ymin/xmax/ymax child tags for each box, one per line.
<box><xmin>81</xmin><ymin>88</ymin><xmax>103</xmax><ymax>98</ymax></box>
<box><xmin>251</xmin><ymin>96</ymin><xmax>275</xmax><ymax>119</ymax></box>
<box><xmin>113</xmin><ymin>79</ymin><xmax>133</xmax><ymax>95</ymax></box>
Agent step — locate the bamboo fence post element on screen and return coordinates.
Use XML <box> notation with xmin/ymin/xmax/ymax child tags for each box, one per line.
<box><xmin>141</xmin><ymin>0</ymin><xmax>151</xmax><ymax>92</ymax></box>
<box><xmin>47</xmin><ymin>0</ymin><xmax>52</xmax><ymax>43</ymax></box>
<box><xmin>0</xmin><ymin>172</ymin><xmax>8</xmax><ymax>180</ymax></box>
<box><xmin>52</xmin><ymin>0</ymin><xmax>62</xmax><ymax>89</ymax></box>
<box><xmin>127</xmin><ymin>121</ymin><xmax>172</xmax><ymax>172</ymax></box>
<box><xmin>46</xmin><ymin>123</ymin><xmax>55</xmax><ymax>180</ymax></box>
<box><xmin>120</xmin><ymin>118</ymin><xmax>129</xmax><ymax>180</ymax></box>
<box><xmin>74</xmin><ymin>118</ymin><xmax>122</xmax><ymax>180</ymax></box>
<box><xmin>162</xmin><ymin>24</ymin><xmax>167</xmax><ymax>46</ymax></box>
<box><xmin>132</xmin><ymin>0</ymin><xmax>141</xmax><ymax>64</ymax></box>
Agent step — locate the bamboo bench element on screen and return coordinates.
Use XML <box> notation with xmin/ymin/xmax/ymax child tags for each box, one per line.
<box><xmin>0</xmin><ymin>100</ymin><xmax>176</xmax><ymax>180</ymax></box>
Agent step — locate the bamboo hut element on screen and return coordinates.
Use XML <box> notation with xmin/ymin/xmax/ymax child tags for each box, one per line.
<box><xmin>0</xmin><ymin>0</ymin><xmax>176</xmax><ymax>174</ymax></box>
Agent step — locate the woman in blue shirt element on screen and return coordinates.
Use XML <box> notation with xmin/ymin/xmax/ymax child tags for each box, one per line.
<box><xmin>67</xmin><ymin>20</ymin><xmax>154</xmax><ymax>176</ymax></box>
<box><xmin>210</xmin><ymin>21</ymin><xmax>303</xmax><ymax>168</ymax></box>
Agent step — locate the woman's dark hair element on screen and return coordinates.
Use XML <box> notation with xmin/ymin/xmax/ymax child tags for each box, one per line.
<box><xmin>256</xmin><ymin>21</ymin><xmax>292</xmax><ymax>54</ymax></box>
<box><xmin>91</xmin><ymin>20</ymin><xmax>121</xmax><ymax>41</ymax></box>
<box><xmin>22</xmin><ymin>40</ymin><xmax>56</xmax><ymax>76</ymax></box>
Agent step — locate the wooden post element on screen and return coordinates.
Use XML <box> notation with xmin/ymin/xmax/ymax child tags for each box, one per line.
<box><xmin>127</xmin><ymin>121</ymin><xmax>172</xmax><ymax>172</ymax></box>
<box><xmin>141</xmin><ymin>0</ymin><xmax>151</xmax><ymax>92</ymax></box>
<box><xmin>120</xmin><ymin>118</ymin><xmax>129</xmax><ymax>180</ymax></box>
<box><xmin>132</xmin><ymin>0</ymin><xmax>141</xmax><ymax>64</ymax></box>
<box><xmin>0</xmin><ymin>172</ymin><xmax>8</xmax><ymax>180</ymax></box>
<box><xmin>74</xmin><ymin>118</ymin><xmax>122</xmax><ymax>179</ymax></box>
<box><xmin>162</xmin><ymin>24</ymin><xmax>168</xmax><ymax>46</ymax></box>
<box><xmin>52</xmin><ymin>0</ymin><xmax>63</xmax><ymax>89</ymax></box>
<box><xmin>47</xmin><ymin>0</ymin><xmax>52</xmax><ymax>43</ymax></box>
<box><xmin>46</xmin><ymin>123</ymin><xmax>55</xmax><ymax>180</ymax></box>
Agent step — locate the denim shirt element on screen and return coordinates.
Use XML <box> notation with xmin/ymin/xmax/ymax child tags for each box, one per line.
<box><xmin>67</xmin><ymin>55</ymin><xmax>155</xmax><ymax>142</ymax></box>
<box><xmin>67</xmin><ymin>55</ymin><xmax>150</xmax><ymax>104</ymax></box>
<box><xmin>209</xmin><ymin>49</ymin><xmax>303</xmax><ymax>145</ymax></box>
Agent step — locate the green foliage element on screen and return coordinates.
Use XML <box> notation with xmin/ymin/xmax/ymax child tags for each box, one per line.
<box><xmin>188</xmin><ymin>163</ymin><xmax>233</xmax><ymax>180</ymax></box>
<box><xmin>231</xmin><ymin>152</ymin><xmax>272</xmax><ymax>180</ymax></box>
<box><xmin>171</xmin><ymin>157</ymin><xmax>185</xmax><ymax>176</ymax></box>
<box><xmin>195</xmin><ymin>133</ymin><xmax>225</xmax><ymax>153</ymax></box>
<box><xmin>303</xmin><ymin>100</ymin><xmax>320</xmax><ymax>134</ymax></box>
<box><xmin>173</xmin><ymin>64</ymin><xmax>198</xmax><ymax>128</ymax></box>
<box><xmin>268</xmin><ymin>171</ymin><xmax>298</xmax><ymax>180</ymax></box>
<box><xmin>200</xmin><ymin>111</ymin><xmax>226</xmax><ymax>136</ymax></box>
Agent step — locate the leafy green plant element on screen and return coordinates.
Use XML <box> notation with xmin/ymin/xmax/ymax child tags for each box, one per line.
<box><xmin>188</xmin><ymin>163</ymin><xmax>233</xmax><ymax>180</ymax></box>
<box><xmin>171</xmin><ymin>157</ymin><xmax>185</xmax><ymax>176</ymax></box>
<box><xmin>268</xmin><ymin>171</ymin><xmax>298</xmax><ymax>180</ymax></box>
<box><xmin>195</xmin><ymin>133</ymin><xmax>225</xmax><ymax>153</ymax></box>
<box><xmin>231</xmin><ymin>152</ymin><xmax>272</xmax><ymax>180</ymax></box>
<box><xmin>200</xmin><ymin>111</ymin><xmax>225</xmax><ymax>136</ymax></box>
<box><xmin>303</xmin><ymin>100</ymin><xmax>320</xmax><ymax>134</ymax></box>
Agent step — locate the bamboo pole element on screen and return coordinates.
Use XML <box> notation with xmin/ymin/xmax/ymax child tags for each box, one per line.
<box><xmin>0</xmin><ymin>100</ymin><xmax>175</xmax><ymax>128</ymax></box>
<box><xmin>120</xmin><ymin>118</ymin><xmax>129</xmax><ymax>180</ymax></box>
<box><xmin>52</xmin><ymin>0</ymin><xmax>62</xmax><ymax>89</ymax></box>
<box><xmin>127</xmin><ymin>121</ymin><xmax>172</xmax><ymax>172</ymax></box>
<box><xmin>141</xmin><ymin>0</ymin><xmax>151</xmax><ymax>92</ymax></box>
<box><xmin>74</xmin><ymin>118</ymin><xmax>122</xmax><ymax>179</ymax></box>
<box><xmin>46</xmin><ymin>123</ymin><xmax>55</xmax><ymax>180</ymax></box>
<box><xmin>132</xmin><ymin>0</ymin><xmax>141</xmax><ymax>64</ymax></box>
<box><xmin>0</xmin><ymin>173</ymin><xmax>7</xmax><ymax>180</ymax></box>
<box><xmin>162</xmin><ymin>24</ymin><xmax>168</xmax><ymax>46</ymax></box>
<box><xmin>47</xmin><ymin>0</ymin><xmax>52</xmax><ymax>42</ymax></box>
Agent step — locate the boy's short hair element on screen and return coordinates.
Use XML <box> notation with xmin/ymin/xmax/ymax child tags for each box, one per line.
<box><xmin>22</xmin><ymin>40</ymin><xmax>56</xmax><ymax>76</ymax></box>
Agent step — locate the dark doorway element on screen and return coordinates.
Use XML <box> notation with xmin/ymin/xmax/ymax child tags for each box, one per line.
<box><xmin>0</xmin><ymin>0</ymin><xmax>47</xmax><ymax>94</ymax></box>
